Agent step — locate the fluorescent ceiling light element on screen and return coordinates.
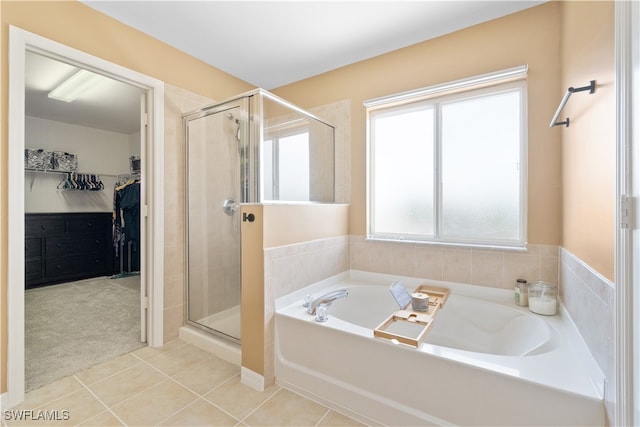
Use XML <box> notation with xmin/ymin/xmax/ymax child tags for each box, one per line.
<box><xmin>48</xmin><ymin>69</ymin><xmax>105</xmax><ymax>102</ymax></box>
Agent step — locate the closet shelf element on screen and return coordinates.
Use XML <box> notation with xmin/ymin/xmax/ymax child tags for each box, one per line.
<box><xmin>25</xmin><ymin>168</ymin><xmax>136</xmax><ymax>192</ymax></box>
<box><xmin>25</xmin><ymin>168</ymin><xmax>127</xmax><ymax>178</ymax></box>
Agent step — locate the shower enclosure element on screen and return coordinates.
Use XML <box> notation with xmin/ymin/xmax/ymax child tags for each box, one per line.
<box><xmin>184</xmin><ymin>89</ymin><xmax>335</xmax><ymax>343</ymax></box>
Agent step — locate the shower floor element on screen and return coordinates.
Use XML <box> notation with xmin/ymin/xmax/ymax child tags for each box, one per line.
<box><xmin>197</xmin><ymin>305</ymin><xmax>241</xmax><ymax>340</ymax></box>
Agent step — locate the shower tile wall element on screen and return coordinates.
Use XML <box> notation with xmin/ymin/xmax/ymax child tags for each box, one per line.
<box><xmin>164</xmin><ymin>84</ymin><xmax>216</xmax><ymax>342</ymax></box>
<box><xmin>187</xmin><ymin>112</ymin><xmax>241</xmax><ymax>322</ymax></box>
<box><xmin>307</xmin><ymin>100</ymin><xmax>351</xmax><ymax>204</ymax></box>
<box><xmin>350</xmin><ymin>236</ymin><xmax>559</xmax><ymax>288</ymax></box>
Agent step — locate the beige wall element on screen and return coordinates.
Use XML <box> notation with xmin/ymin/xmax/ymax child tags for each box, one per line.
<box><xmin>1</xmin><ymin>0</ymin><xmax>254</xmax><ymax>395</ymax></box>
<box><xmin>560</xmin><ymin>1</ymin><xmax>615</xmax><ymax>281</ymax></box>
<box><xmin>273</xmin><ymin>2</ymin><xmax>563</xmax><ymax>245</ymax></box>
<box><xmin>242</xmin><ymin>204</ymin><xmax>350</xmax><ymax>382</ymax></box>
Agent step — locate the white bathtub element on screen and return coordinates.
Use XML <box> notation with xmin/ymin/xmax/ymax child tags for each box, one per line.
<box><xmin>275</xmin><ymin>270</ymin><xmax>605</xmax><ymax>426</ymax></box>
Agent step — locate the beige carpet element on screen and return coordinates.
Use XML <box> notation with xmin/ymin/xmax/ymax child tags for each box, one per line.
<box><xmin>25</xmin><ymin>275</ymin><xmax>146</xmax><ymax>392</ymax></box>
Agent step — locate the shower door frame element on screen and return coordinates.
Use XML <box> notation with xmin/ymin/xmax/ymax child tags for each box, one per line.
<box><xmin>183</xmin><ymin>95</ymin><xmax>253</xmax><ymax>344</ymax></box>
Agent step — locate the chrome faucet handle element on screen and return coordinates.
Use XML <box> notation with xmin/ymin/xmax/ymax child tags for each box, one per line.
<box><xmin>302</xmin><ymin>294</ymin><xmax>312</xmax><ymax>308</ymax></box>
<box><xmin>315</xmin><ymin>303</ymin><xmax>329</xmax><ymax>322</ymax></box>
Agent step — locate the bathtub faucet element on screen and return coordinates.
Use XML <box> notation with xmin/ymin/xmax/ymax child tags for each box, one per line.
<box><xmin>306</xmin><ymin>289</ymin><xmax>349</xmax><ymax>315</ymax></box>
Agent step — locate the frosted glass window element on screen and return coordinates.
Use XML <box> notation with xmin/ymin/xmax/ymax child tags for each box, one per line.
<box><xmin>278</xmin><ymin>133</ymin><xmax>310</xmax><ymax>201</ymax></box>
<box><xmin>366</xmin><ymin>71</ymin><xmax>527</xmax><ymax>248</ymax></box>
<box><xmin>371</xmin><ymin>107</ymin><xmax>434</xmax><ymax>236</ymax></box>
<box><xmin>263</xmin><ymin>132</ymin><xmax>310</xmax><ymax>201</ymax></box>
<box><xmin>441</xmin><ymin>91</ymin><xmax>521</xmax><ymax>241</ymax></box>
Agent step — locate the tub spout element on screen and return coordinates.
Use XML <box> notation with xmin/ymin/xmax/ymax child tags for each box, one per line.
<box><xmin>307</xmin><ymin>289</ymin><xmax>349</xmax><ymax>315</ymax></box>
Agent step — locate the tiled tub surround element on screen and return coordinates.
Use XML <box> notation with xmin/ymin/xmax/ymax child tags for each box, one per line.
<box><xmin>262</xmin><ymin>235</ymin><xmax>350</xmax><ymax>384</ymax></box>
<box><xmin>560</xmin><ymin>247</ymin><xmax>615</xmax><ymax>425</ymax></box>
<box><xmin>350</xmin><ymin>235</ymin><xmax>559</xmax><ymax>289</ymax></box>
<box><xmin>275</xmin><ymin>271</ymin><xmax>604</xmax><ymax>426</ymax></box>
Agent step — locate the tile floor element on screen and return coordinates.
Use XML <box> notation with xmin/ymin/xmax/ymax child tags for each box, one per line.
<box><xmin>4</xmin><ymin>340</ymin><xmax>366</xmax><ymax>426</ymax></box>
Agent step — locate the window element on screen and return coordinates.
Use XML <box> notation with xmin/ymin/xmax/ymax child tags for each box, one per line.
<box><xmin>365</xmin><ymin>66</ymin><xmax>527</xmax><ymax>248</ymax></box>
<box><xmin>263</xmin><ymin>130</ymin><xmax>310</xmax><ymax>201</ymax></box>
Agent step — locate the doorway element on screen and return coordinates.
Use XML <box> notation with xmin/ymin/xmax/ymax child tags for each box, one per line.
<box><xmin>7</xmin><ymin>27</ymin><xmax>165</xmax><ymax>408</ymax></box>
<box><xmin>23</xmin><ymin>50</ymin><xmax>146</xmax><ymax>392</ymax></box>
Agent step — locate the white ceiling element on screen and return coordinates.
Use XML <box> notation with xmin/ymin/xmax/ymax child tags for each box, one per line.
<box><xmin>26</xmin><ymin>1</ymin><xmax>545</xmax><ymax>134</ymax></box>
<box><xmin>25</xmin><ymin>52</ymin><xmax>144</xmax><ymax>134</ymax></box>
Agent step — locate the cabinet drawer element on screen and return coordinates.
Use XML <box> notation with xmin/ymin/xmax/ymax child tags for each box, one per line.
<box><xmin>25</xmin><ymin>258</ymin><xmax>43</xmax><ymax>281</ymax></box>
<box><xmin>46</xmin><ymin>254</ymin><xmax>109</xmax><ymax>278</ymax></box>
<box><xmin>45</xmin><ymin>234</ymin><xmax>109</xmax><ymax>257</ymax></box>
<box><xmin>67</xmin><ymin>214</ymin><xmax>111</xmax><ymax>234</ymax></box>
<box><xmin>25</xmin><ymin>217</ymin><xmax>65</xmax><ymax>236</ymax></box>
<box><xmin>25</xmin><ymin>237</ymin><xmax>41</xmax><ymax>257</ymax></box>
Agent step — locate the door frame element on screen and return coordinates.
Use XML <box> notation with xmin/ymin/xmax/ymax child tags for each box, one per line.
<box><xmin>6</xmin><ymin>26</ymin><xmax>165</xmax><ymax>408</ymax></box>
<box><xmin>615</xmin><ymin>1</ymin><xmax>639</xmax><ymax>425</ymax></box>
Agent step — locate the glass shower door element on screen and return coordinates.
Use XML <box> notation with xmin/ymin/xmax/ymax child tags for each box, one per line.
<box><xmin>185</xmin><ymin>102</ymin><xmax>245</xmax><ymax>343</ymax></box>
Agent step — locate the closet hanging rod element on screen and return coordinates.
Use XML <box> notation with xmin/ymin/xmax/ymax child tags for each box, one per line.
<box><xmin>549</xmin><ymin>80</ymin><xmax>596</xmax><ymax>128</ymax></box>
<box><xmin>25</xmin><ymin>168</ymin><xmax>137</xmax><ymax>178</ymax></box>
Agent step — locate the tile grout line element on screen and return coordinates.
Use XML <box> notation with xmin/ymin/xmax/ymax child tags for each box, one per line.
<box><xmin>73</xmin><ymin>374</ymin><xmax>129</xmax><ymax>426</ymax></box>
<box><xmin>314</xmin><ymin>408</ymin><xmax>332</xmax><ymax>427</ymax></box>
<box><xmin>200</xmin><ymin>373</ymin><xmax>282</xmax><ymax>425</ymax></box>
<box><xmin>13</xmin><ymin>376</ymin><xmax>86</xmax><ymax>413</ymax></box>
<box><xmin>236</xmin><ymin>386</ymin><xmax>285</xmax><ymax>425</ymax></box>
<box><xmin>130</xmin><ymin>351</ymin><xmax>245</xmax><ymax>424</ymax></box>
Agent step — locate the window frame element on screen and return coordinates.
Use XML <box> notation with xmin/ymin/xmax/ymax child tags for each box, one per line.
<box><xmin>365</xmin><ymin>65</ymin><xmax>528</xmax><ymax>249</ymax></box>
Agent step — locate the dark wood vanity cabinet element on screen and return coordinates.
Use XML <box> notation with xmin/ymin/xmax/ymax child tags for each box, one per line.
<box><xmin>25</xmin><ymin>212</ymin><xmax>113</xmax><ymax>288</ymax></box>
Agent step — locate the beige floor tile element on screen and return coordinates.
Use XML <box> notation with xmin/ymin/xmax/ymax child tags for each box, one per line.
<box><xmin>243</xmin><ymin>389</ymin><xmax>329</xmax><ymax>426</ymax></box>
<box><xmin>159</xmin><ymin>398</ymin><xmax>239</xmax><ymax>426</ymax></box>
<box><xmin>144</xmin><ymin>343</ymin><xmax>212</xmax><ymax>376</ymax></box>
<box><xmin>8</xmin><ymin>376</ymin><xmax>83</xmax><ymax>411</ymax></box>
<box><xmin>111</xmin><ymin>379</ymin><xmax>198</xmax><ymax>426</ymax></box>
<box><xmin>204</xmin><ymin>375</ymin><xmax>280</xmax><ymax>420</ymax></box>
<box><xmin>78</xmin><ymin>410</ymin><xmax>124</xmax><ymax>426</ymax></box>
<box><xmin>133</xmin><ymin>339</ymin><xmax>185</xmax><ymax>361</ymax></box>
<box><xmin>75</xmin><ymin>353</ymin><xmax>141</xmax><ymax>385</ymax></box>
<box><xmin>87</xmin><ymin>362</ymin><xmax>167</xmax><ymax>406</ymax></box>
<box><xmin>27</xmin><ymin>388</ymin><xmax>105</xmax><ymax>426</ymax></box>
<box><xmin>170</xmin><ymin>355</ymin><xmax>240</xmax><ymax>395</ymax></box>
<box><xmin>318</xmin><ymin>410</ymin><xmax>367</xmax><ymax>426</ymax></box>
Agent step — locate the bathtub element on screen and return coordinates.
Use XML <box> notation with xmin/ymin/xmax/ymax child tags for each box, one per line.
<box><xmin>275</xmin><ymin>270</ymin><xmax>605</xmax><ymax>426</ymax></box>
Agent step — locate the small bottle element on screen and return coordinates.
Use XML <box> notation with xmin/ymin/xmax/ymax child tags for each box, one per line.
<box><xmin>515</xmin><ymin>279</ymin><xmax>528</xmax><ymax>307</ymax></box>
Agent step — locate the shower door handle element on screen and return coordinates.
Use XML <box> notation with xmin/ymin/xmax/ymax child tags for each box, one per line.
<box><xmin>222</xmin><ymin>199</ymin><xmax>239</xmax><ymax>216</ymax></box>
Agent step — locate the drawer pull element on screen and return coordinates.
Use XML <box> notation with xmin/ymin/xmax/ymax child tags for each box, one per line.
<box><xmin>57</xmin><ymin>243</ymin><xmax>62</xmax><ymax>248</ymax></box>
<box><xmin>40</xmin><ymin>225</ymin><xmax>46</xmax><ymax>230</ymax></box>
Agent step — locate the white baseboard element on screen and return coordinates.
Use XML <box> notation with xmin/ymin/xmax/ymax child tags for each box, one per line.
<box><xmin>241</xmin><ymin>367</ymin><xmax>265</xmax><ymax>391</ymax></box>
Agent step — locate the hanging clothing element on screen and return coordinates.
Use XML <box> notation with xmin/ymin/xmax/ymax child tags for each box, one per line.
<box><xmin>118</xmin><ymin>182</ymin><xmax>140</xmax><ymax>244</ymax></box>
<box><xmin>112</xmin><ymin>179</ymin><xmax>141</xmax><ymax>272</ymax></box>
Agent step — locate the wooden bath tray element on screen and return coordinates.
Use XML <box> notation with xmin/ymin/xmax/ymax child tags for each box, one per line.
<box><xmin>374</xmin><ymin>285</ymin><xmax>450</xmax><ymax>348</ymax></box>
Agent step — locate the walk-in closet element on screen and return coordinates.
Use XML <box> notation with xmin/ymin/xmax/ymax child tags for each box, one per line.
<box><xmin>23</xmin><ymin>51</ymin><xmax>146</xmax><ymax>391</ymax></box>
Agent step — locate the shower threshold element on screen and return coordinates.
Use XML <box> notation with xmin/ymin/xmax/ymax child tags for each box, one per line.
<box><xmin>197</xmin><ymin>305</ymin><xmax>241</xmax><ymax>341</ymax></box>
